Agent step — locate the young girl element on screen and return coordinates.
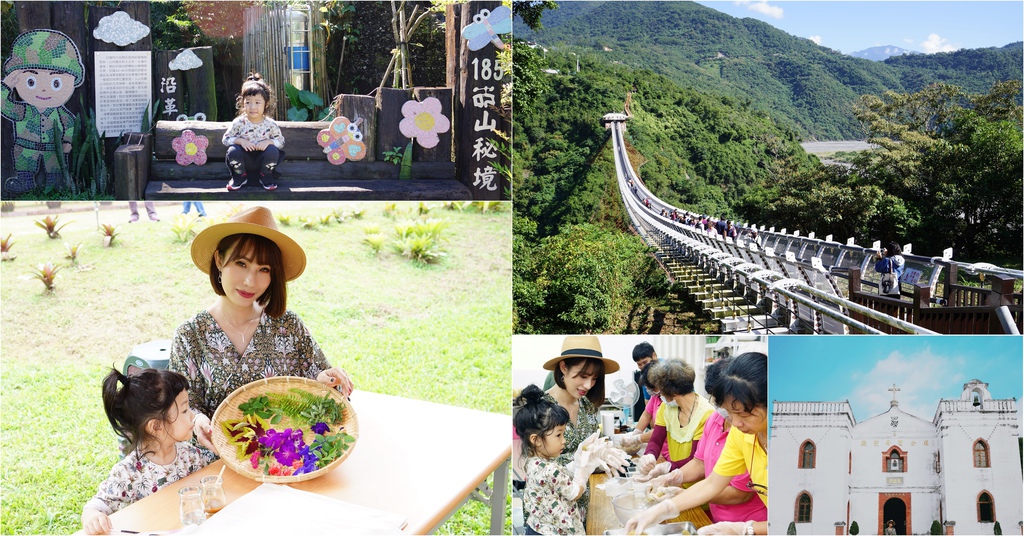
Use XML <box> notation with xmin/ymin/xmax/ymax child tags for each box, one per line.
<box><xmin>81</xmin><ymin>369</ymin><xmax>214</xmax><ymax>535</ymax></box>
<box><xmin>514</xmin><ymin>384</ymin><xmax>588</xmax><ymax>535</ymax></box>
<box><xmin>222</xmin><ymin>73</ymin><xmax>285</xmax><ymax>191</ymax></box>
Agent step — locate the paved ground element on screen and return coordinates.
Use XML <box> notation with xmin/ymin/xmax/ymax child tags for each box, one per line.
<box><xmin>800</xmin><ymin>140</ymin><xmax>877</xmax><ymax>154</ymax></box>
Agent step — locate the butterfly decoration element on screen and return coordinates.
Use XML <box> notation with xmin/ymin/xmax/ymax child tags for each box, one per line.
<box><xmin>317</xmin><ymin>116</ymin><xmax>367</xmax><ymax>165</ymax></box>
<box><xmin>461</xmin><ymin>5</ymin><xmax>512</xmax><ymax>51</ymax></box>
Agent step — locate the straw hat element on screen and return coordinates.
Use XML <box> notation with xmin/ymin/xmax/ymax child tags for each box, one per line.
<box><xmin>542</xmin><ymin>335</ymin><xmax>620</xmax><ymax>374</ymax></box>
<box><xmin>191</xmin><ymin>206</ymin><xmax>306</xmax><ymax>281</ymax></box>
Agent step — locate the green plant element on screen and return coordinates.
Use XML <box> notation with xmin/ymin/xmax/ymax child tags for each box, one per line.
<box><xmin>849</xmin><ymin>521</ymin><xmax>859</xmax><ymax>535</ymax></box>
<box><xmin>284</xmin><ymin>82</ymin><xmax>324</xmax><ymax>121</ymax></box>
<box><xmin>330</xmin><ymin>208</ymin><xmax>346</xmax><ymax>223</ymax></box>
<box><xmin>994</xmin><ymin>521</ymin><xmax>1001</xmax><ymax>535</ymax></box>
<box><xmin>319</xmin><ymin>214</ymin><xmax>334</xmax><ymax>227</ymax></box>
<box><xmin>413</xmin><ymin>218</ymin><xmax>450</xmax><ymax>240</ymax></box>
<box><xmin>786</xmin><ymin>521</ymin><xmax>796</xmax><ymax>535</ymax></box>
<box><xmin>393</xmin><ymin>235</ymin><xmax>445</xmax><ymax>264</ymax></box>
<box><xmin>31</xmin><ymin>262</ymin><xmax>63</xmax><ymax>292</ymax></box>
<box><xmin>299</xmin><ymin>216</ymin><xmax>320</xmax><ymax>231</ymax></box>
<box><xmin>383</xmin><ymin>202</ymin><xmax>399</xmax><ymax>218</ymax></box>
<box><xmin>417</xmin><ymin>202</ymin><xmax>432</xmax><ymax>215</ymax></box>
<box><xmin>349</xmin><ymin>207</ymin><xmax>364</xmax><ymax>219</ymax></box>
<box><xmin>362</xmin><ymin>224</ymin><xmax>381</xmax><ymax>235</ymax></box>
<box><xmin>277</xmin><ymin>213</ymin><xmax>293</xmax><ymax>226</ymax></box>
<box><xmin>64</xmin><ymin>242</ymin><xmax>84</xmax><ymax>265</ymax></box>
<box><xmin>170</xmin><ymin>214</ymin><xmax>200</xmax><ymax>243</ymax></box>
<box><xmin>34</xmin><ymin>215</ymin><xmax>72</xmax><ymax>239</ymax></box>
<box><xmin>362</xmin><ymin>234</ymin><xmax>385</xmax><ymax>256</ymax></box>
<box><xmin>99</xmin><ymin>224</ymin><xmax>120</xmax><ymax>247</ymax></box>
<box><xmin>382</xmin><ymin>146</ymin><xmax>404</xmax><ymax>165</ymax></box>
<box><xmin>930</xmin><ymin>520</ymin><xmax>942</xmax><ymax>535</ymax></box>
<box><xmin>63</xmin><ymin>96</ymin><xmax>109</xmax><ymax>197</ymax></box>
<box><xmin>2</xmin><ymin>233</ymin><xmax>15</xmax><ymax>261</ymax></box>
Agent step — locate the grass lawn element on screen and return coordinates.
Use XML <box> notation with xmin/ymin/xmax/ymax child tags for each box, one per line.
<box><xmin>0</xmin><ymin>201</ymin><xmax>512</xmax><ymax>535</ymax></box>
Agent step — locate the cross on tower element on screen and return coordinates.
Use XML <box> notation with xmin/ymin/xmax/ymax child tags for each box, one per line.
<box><xmin>888</xmin><ymin>384</ymin><xmax>900</xmax><ymax>406</ymax></box>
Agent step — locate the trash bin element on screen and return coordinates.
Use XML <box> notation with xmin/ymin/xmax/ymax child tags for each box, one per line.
<box><xmin>127</xmin><ymin>339</ymin><xmax>172</xmax><ymax>372</ymax></box>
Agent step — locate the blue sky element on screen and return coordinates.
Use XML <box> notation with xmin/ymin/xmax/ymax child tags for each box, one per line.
<box><xmin>695</xmin><ymin>1</ymin><xmax>1023</xmax><ymax>54</ymax></box>
<box><xmin>769</xmin><ymin>336</ymin><xmax>1023</xmax><ymax>426</ymax></box>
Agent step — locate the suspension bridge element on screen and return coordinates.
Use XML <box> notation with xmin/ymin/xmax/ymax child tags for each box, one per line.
<box><xmin>604</xmin><ymin>114</ymin><xmax>1023</xmax><ymax>335</ymax></box>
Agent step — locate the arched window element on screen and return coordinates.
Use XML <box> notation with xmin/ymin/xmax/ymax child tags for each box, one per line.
<box><xmin>796</xmin><ymin>492</ymin><xmax>812</xmax><ymax>523</ymax></box>
<box><xmin>973</xmin><ymin>440</ymin><xmax>990</xmax><ymax>468</ymax></box>
<box><xmin>977</xmin><ymin>492</ymin><xmax>994</xmax><ymax>522</ymax></box>
<box><xmin>888</xmin><ymin>450</ymin><xmax>903</xmax><ymax>472</ymax></box>
<box><xmin>799</xmin><ymin>440</ymin><xmax>815</xmax><ymax>469</ymax></box>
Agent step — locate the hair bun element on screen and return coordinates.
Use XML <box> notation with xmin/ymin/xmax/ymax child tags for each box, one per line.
<box><xmin>246</xmin><ymin>72</ymin><xmax>263</xmax><ymax>82</ymax></box>
<box><xmin>515</xmin><ymin>384</ymin><xmax>546</xmax><ymax>407</ymax></box>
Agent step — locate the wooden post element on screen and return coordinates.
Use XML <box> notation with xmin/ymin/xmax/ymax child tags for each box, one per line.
<box><xmin>376</xmin><ymin>87</ymin><xmax>412</xmax><ymax>161</ymax></box>
<box><xmin>183</xmin><ymin>47</ymin><xmax>217</xmax><ymax>120</ymax></box>
<box><xmin>15</xmin><ymin>2</ymin><xmax>50</xmax><ymax>33</ymax></box>
<box><xmin>334</xmin><ymin>95</ymin><xmax>377</xmax><ymax>162</ymax></box>
<box><xmin>454</xmin><ymin>0</ymin><xmax>508</xmax><ymax>199</ymax></box>
<box><xmin>944</xmin><ymin>263</ymin><xmax>957</xmax><ymax>303</ymax></box>
<box><xmin>412</xmin><ymin>87</ymin><xmax>453</xmax><ymax>162</ymax></box>
<box><xmin>153</xmin><ymin>50</ymin><xmax>185</xmax><ymax>122</ymax></box>
<box><xmin>50</xmin><ymin>2</ymin><xmax>87</xmax><ymax>119</ymax></box>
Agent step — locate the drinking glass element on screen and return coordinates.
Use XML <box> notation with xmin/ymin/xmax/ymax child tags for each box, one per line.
<box><xmin>201</xmin><ymin>475</ymin><xmax>227</xmax><ymax>516</ymax></box>
<box><xmin>179</xmin><ymin>485</ymin><xmax>206</xmax><ymax>527</ymax></box>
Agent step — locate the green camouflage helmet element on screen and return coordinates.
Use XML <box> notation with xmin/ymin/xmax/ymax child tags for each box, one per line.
<box><xmin>4</xmin><ymin>30</ymin><xmax>85</xmax><ymax>86</ymax></box>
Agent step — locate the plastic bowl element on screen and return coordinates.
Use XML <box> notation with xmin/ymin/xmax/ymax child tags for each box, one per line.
<box><xmin>611</xmin><ymin>492</ymin><xmax>657</xmax><ymax>525</ymax></box>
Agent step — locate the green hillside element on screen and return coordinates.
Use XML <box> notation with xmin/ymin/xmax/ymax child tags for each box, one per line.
<box><xmin>516</xmin><ymin>1</ymin><xmax>1022</xmax><ymax>140</ymax></box>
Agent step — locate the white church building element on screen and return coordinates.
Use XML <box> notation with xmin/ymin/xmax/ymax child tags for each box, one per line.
<box><xmin>771</xmin><ymin>379</ymin><xmax>1022</xmax><ymax>535</ymax></box>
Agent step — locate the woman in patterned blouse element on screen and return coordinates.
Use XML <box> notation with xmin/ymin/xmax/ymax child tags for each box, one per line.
<box><xmin>541</xmin><ymin>335</ymin><xmax>621</xmax><ymax>520</ymax></box>
<box><xmin>168</xmin><ymin>206</ymin><xmax>354</xmax><ymax>452</ymax></box>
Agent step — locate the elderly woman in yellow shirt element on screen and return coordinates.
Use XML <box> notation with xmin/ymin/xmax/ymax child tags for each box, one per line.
<box><xmin>634</xmin><ymin>360</ymin><xmax>714</xmax><ymax>483</ymax></box>
<box><xmin>626</xmin><ymin>352</ymin><xmax>768</xmax><ymax>536</ymax></box>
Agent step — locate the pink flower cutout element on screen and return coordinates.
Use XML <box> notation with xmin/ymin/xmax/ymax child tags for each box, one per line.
<box><xmin>399</xmin><ymin>97</ymin><xmax>450</xmax><ymax>149</ymax></box>
<box><xmin>171</xmin><ymin>130</ymin><xmax>209</xmax><ymax>166</ymax></box>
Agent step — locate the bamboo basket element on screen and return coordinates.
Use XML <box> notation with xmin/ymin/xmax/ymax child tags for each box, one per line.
<box><xmin>211</xmin><ymin>376</ymin><xmax>359</xmax><ymax>483</ymax></box>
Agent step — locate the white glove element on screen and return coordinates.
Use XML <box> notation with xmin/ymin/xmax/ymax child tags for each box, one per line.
<box><xmin>646</xmin><ymin>485</ymin><xmax>684</xmax><ymax>503</ymax></box>
<box><xmin>697</xmin><ymin>521</ymin><xmax>753</xmax><ymax>535</ymax></box>
<box><xmin>636</xmin><ymin>453</ymin><xmax>657</xmax><ymax>474</ymax></box>
<box><xmin>634</xmin><ymin>461</ymin><xmax>670</xmax><ymax>482</ymax></box>
<box><xmin>591</xmin><ymin>444</ymin><xmax>629</xmax><ymax>476</ymax></box>
<box><xmin>647</xmin><ymin>468</ymin><xmax>685</xmax><ymax>488</ymax></box>
<box><xmin>619</xmin><ymin>431</ymin><xmax>642</xmax><ymax>450</ymax></box>
<box><xmin>623</xmin><ymin>497</ymin><xmax>680</xmax><ymax>535</ymax></box>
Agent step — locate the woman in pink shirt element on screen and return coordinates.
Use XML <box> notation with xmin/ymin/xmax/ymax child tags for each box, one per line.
<box><xmin>644</xmin><ymin>356</ymin><xmax>767</xmax><ymax>524</ymax></box>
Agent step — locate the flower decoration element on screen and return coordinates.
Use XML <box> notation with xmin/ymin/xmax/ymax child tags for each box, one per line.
<box><xmin>399</xmin><ymin>97</ymin><xmax>450</xmax><ymax>149</ymax></box>
<box><xmin>171</xmin><ymin>130</ymin><xmax>209</xmax><ymax>166</ymax></box>
<box><xmin>311</xmin><ymin>422</ymin><xmax>330</xmax><ymax>435</ymax></box>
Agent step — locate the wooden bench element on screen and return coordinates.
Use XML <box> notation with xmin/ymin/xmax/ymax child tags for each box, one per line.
<box><xmin>114</xmin><ymin>120</ymin><xmax>470</xmax><ymax>200</ymax></box>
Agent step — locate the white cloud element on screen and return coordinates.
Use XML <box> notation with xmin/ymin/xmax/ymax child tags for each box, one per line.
<box><xmin>921</xmin><ymin>33</ymin><xmax>959</xmax><ymax>53</ymax></box>
<box><xmin>168</xmin><ymin>49</ymin><xmax>204</xmax><ymax>71</ymax></box>
<box><xmin>808</xmin><ymin>35</ymin><xmax>822</xmax><ymax>45</ymax></box>
<box><xmin>93</xmin><ymin>11</ymin><xmax>150</xmax><ymax>47</ymax></box>
<box><xmin>847</xmin><ymin>348</ymin><xmax>966</xmax><ymax>422</ymax></box>
<box><xmin>903</xmin><ymin>38</ymin><xmax>915</xmax><ymax>44</ymax></box>
<box><xmin>735</xmin><ymin>1</ymin><xmax>784</xmax><ymax>19</ymax></box>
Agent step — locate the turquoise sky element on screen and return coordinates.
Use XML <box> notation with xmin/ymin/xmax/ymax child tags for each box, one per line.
<box><xmin>696</xmin><ymin>1</ymin><xmax>1023</xmax><ymax>54</ymax></box>
<box><xmin>769</xmin><ymin>336</ymin><xmax>1023</xmax><ymax>425</ymax></box>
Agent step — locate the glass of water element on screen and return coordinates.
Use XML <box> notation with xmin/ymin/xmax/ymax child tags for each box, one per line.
<box><xmin>179</xmin><ymin>485</ymin><xmax>207</xmax><ymax>527</ymax></box>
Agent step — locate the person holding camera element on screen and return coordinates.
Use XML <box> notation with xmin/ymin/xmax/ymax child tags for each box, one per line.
<box><xmin>874</xmin><ymin>241</ymin><xmax>905</xmax><ymax>297</ymax></box>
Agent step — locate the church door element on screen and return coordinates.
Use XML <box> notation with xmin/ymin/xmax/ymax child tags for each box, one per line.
<box><xmin>882</xmin><ymin>497</ymin><xmax>907</xmax><ymax>535</ymax></box>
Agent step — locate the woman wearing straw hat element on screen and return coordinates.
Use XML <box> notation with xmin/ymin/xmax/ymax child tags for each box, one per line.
<box><xmin>542</xmin><ymin>335</ymin><xmax>621</xmax><ymax>517</ymax></box>
<box><xmin>168</xmin><ymin>206</ymin><xmax>354</xmax><ymax>452</ymax></box>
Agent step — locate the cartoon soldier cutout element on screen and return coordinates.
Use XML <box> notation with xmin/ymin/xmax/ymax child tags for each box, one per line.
<box><xmin>2</xmin><ymin>30</ymin><xmax>85</xmax><ymax>196</ymax></box>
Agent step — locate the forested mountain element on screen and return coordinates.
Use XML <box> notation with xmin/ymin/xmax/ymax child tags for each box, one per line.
<box><xmin>515</xmin><ymin>1</ymin><xmax>1023</xmax><ymax>140</ymax></box>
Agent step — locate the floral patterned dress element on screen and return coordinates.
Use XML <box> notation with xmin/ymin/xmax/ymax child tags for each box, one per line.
<box><xmin>84</xmin><ymin>442</ymin><xmax>213</xmax><ymax>515</ymax></box>
<box><xmin>168</xmin><ymin>309</ymin><xmax>332</xmax><ymax>421</ymax></box>
<box><xmin>524</xmin><ymin>457</ymin><xmax>585</xmax><ymax>535</ymax></box>
<box><xmin>553</xmin><ymin>394</ymin><xmax>599</xmax><ymax>518</ymax></box>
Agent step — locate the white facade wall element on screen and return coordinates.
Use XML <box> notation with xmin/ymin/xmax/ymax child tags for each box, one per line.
<box><xmin>936</xmin><ymin>397</ymin><xmax>1022</xmax><ymax>535</ymax></box>
<box><xmin>771</xmin><ymin>401</ymin><xmax>854</xmax><ymax>535</ymax></box>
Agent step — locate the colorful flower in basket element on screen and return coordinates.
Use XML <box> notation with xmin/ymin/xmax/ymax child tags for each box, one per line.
<box><xmin>399</xmin><ymin>97</ymin><xmax>450</xmax><ymax>149</ymax></box>
<box><xmin>222</xmin><ymin>414</ymin><xmax>268</xmax><ymax>459</ymax></box>
<box><xmin>311</xmin><ymin>421</ymin><xmax>330</xmax><ymax>435</ymax></box>
<box><xmin>171</xmin><ymin>129</ymin><xmax>209</xmax><ymax>166</ymax></box>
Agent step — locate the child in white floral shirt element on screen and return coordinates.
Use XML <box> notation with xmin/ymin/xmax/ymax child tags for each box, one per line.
<box><xmin>514</xmin><ymin>385</ymin><xmax>599</xmax><ymax>535</ymax></box>
<box><xmin>81</xmin><ymin>368</ymin><xmax>214</xmax><ymax>535</ymax></box>
<box><xmin>222</xmin><ymin>72</ymin><xmax>285</xmax><ymax>191</ymax></box>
